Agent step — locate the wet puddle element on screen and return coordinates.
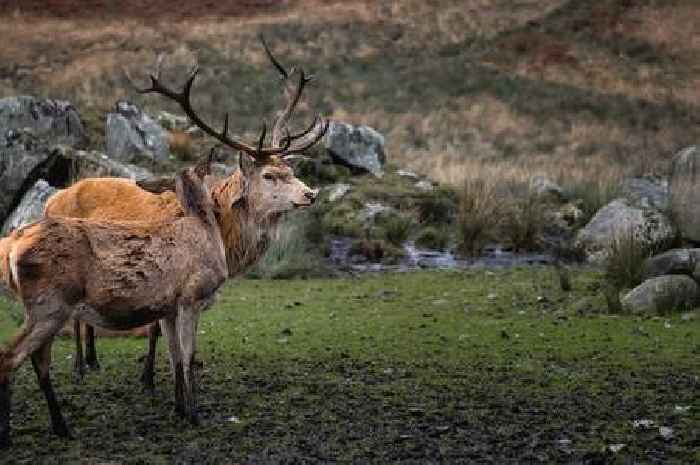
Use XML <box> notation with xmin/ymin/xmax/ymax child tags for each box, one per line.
<box><xmin>327</xmin><ymin>237</ymin><xmax>555</xmax><ymax>273</ymax></box>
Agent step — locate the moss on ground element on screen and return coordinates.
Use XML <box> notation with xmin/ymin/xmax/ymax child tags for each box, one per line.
<box><xmin>0</xmin><ymin>268</ymin><xmax>698</xmax><ymax>463</ymax></box>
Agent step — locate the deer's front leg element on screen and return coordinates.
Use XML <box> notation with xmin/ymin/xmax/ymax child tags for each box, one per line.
<box><xmin>140</xmin><ymin>321</ymin><xmax>161</xmax><ymax>393</ymax></box>
<box><xmin>160</xmin><ymin>315</ymin><xmax>185</xmax><ymax>417</ymax></box>
<box><xmin>178</xmin><ymin>307</ymin><xmax>200</xmax><ymax>426</ymax></box>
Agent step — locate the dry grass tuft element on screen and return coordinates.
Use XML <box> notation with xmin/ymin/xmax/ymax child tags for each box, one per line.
<box><xmin>456</xmin><ymin>177</ymin><xmax>503</xmax><ymax>256</ymax></box>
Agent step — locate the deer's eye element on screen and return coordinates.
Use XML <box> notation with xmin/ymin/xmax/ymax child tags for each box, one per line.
<box><xmin>263</xmin><ymin>173</ymin><xmax>275</xmax><ymax>181</ymax></box>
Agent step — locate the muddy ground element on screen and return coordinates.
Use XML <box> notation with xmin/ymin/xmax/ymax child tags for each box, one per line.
<box><xmin>0</xmin><ymin>269</ymin><xmax>698</xmax><ymax>464</ymax></box>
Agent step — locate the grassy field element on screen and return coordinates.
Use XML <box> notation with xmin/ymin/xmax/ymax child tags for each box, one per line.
<box><xmin>0</xmin><ymin>268</ymin><xmax>698</xmax><ymax>464</ymax></box>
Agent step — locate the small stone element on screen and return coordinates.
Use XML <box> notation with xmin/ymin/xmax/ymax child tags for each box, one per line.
<box><xmin>608</xmin><ymin>444</ymin><xmax>625</xmax><ymax>453</ymax></box>
<box><xmin>674</xmin><ymin>405</ymin><xmax>691</xmax><ymax>414</ymax></box>
<box><xmin>632</xmin><ymin>419</ymin><xmax>655</xmax><ymax>429</ymax></box>
<box><xmin>658</xmin><ymin>426</ymin><xmax>674</xmax><ymax>439</ymax></box>
<box><xmin>415</xmin><ymin>180</ymin><xmax>434</xmax><ymax>192</ymax></box>
<box><xmin>396</xmin><ymin>169</ymin><xmax>419</xmax><ymax>180</ymax></box>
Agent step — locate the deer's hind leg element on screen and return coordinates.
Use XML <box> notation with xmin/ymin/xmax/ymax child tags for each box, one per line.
<box><xmin>32</xmin><ymin>340</ymin><xmax>72</xmax><ymax>438</ymax></box>
<box><xmin>0</xmin><ymin>297</ymin><xmax>73</xmax><ymax>448</ymax></box>
<box><xmin>140</xmin><ymin>321</ymin><xmax>161</xmax><ymax>394</ymax></box>
<box><xmin>72</xmin><ymin>320</ymin><xmax>86</xmax><ymax>384</ymax></box>
<box><xmin>84</xmin><ymin>324</ymin><xmax>99</xmax><ymax>371</ymax></box>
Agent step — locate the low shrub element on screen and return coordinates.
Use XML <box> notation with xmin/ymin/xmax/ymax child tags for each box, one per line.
<box><xmin>375</xmin><ymin>212</ymin><xmax>413</xmax><ymax>246</ymax></box>
<box><xmin>414</xmin><ymin>186</ymin><xmax>458</xmax><ymax>225</ymax></box>
<box><xmin>415</xmin><ymin>226</ymin><xmax>450</xmax><ymax>250</ymax></box>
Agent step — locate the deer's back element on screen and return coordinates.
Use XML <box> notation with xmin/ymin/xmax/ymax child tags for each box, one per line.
<box><xmin>45</xmin><ymin>178</ymin><xmax>183</xmax><ymax>222</ymax></box>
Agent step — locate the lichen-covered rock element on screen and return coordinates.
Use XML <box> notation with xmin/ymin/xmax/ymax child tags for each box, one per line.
<box><xmin>324</xmin><ymin>121</ymin><xmax>385</xmax><ymax>177</ymax></box>
<box><xmin>669</xmin><ymin>146</ymin><xmax>700</xmax><ymax>242</ymax></box>
<box><xmin>689</xmin><ymin>249</ymin><xmax>700</xmax><ymax>283</ymax></box>
<box><xmin>621</xmin><ymin>275</ymin><xmax>699</xmax><ymax>315</ymax></box>
<box><xmin>622</xmin><ymin>176</ymin><xmax>668</xmax><ymax>210</ymax></box>
<box><xmin>1</xmin><ymin>180</ymin><xmax>56</xmax><ymax>235</ymax></box>
<box><xmin>642</xmin><ymin>249</ymin><xmax>695</xmax><ymax>281</ymax></box>
<box><xmin>105</xmin><ymin>101</ymin><xmax>169</xmax><ymax>165</ymax></box>
<box><xmin>53</xmin><ymin>145</ymin><xmax>153</xmax><ymax>182</ymax></box>
<box><xmin>0</xmin><ymin>95</ymin><xmax>85</xmax><ymax>147</ymax></box>
<box><xmin>530</xmin><ymin>176</ymin><xmax>565</xmax><ymax>202</ymax></box>
<box><xmin>0</xmin><ymin>130</ymin><xmax>54</xmax><ymax>221</ymax></box>
<box><xmin>575</xmin><ymin>199</ymin><xmax>674</xmax><ymax>263</ymax></box>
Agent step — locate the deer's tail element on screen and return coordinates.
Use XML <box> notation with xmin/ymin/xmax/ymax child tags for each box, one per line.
<box><xmin>0</xmin><ymin>236</ymin><xmax>18</xmax><ymax>294</ymax></box>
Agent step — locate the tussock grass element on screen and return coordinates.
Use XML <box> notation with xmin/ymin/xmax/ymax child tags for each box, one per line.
<box><xmin>501</xmin><ymin>183</ymin><xmax>546</xmax><ymax>252</ymax></box>
<box><xmin>456</xmin><ymin>177</ymin><xmax>503</xmax><ymax>256</ymax></box>
<box><xmin>604</xmin><ymin>226</ymin><xmax>659</xmax><ymax>293</ymax></box>
<box><xmin>249</xmin><ymin>210</ymin><xmax>327</xmax><ymax>279</ymax></box>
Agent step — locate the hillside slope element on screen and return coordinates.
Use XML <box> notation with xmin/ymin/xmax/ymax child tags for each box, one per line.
<box><xmin>1</xmin><ymin>0</ymin><xmax>698</xmax><ymax>187</ymax></box>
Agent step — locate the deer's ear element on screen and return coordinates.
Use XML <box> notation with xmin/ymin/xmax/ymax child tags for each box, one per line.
<box><xmin>193</xmin><ymin>149</ymin><xmax>215</xmax><ymax>179</ymax></box>
<box><xmin>239</xmin><ymin>152</ymin><xmax>256</xmax><ymax>179</ymax></box>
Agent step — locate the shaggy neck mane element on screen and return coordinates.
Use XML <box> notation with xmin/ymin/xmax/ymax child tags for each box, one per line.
<box><xmin>210</xmin><ymin>172</ymin><xmax>279</xmax><ymax>277</ymax></box>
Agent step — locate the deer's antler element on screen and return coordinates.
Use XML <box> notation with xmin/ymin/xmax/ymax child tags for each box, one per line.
<box><xmin>126</xmin><ymin>40</ymin><xmax>327</xmax><ymax>161</ymax></box>
<box><xmin>260</xmin><ymin>35</ymin><xmax>328</xmax><ymax>158</ymax></box>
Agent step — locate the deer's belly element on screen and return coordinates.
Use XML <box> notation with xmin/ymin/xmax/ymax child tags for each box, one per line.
<box><xmin>75</xmin><ymin>299</ymin><xmax>174</xmax><ymax>330</ymax></box>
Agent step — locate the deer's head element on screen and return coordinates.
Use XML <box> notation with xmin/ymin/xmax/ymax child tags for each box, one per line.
<box><xmin>129</xmin><ymin>35</ymin><xmax>327</xmax><ymax>222</ymax></box>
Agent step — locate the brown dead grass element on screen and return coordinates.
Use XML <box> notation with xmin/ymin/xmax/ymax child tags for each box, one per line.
<box><xmin>0</xmin><ymin>0</ymin><xmax>698</xmax><ymax>193</ymax></box>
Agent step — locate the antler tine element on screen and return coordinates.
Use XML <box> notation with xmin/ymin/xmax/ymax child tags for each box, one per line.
<box><xmin>271</xmin><ymin>69</ymin><xmax>310</xmax><ymax>147</ymax></box>
<box><xmin>282</xmin><ymin>117</ymin><xmax>329</xmax><ymax>156</ymax></box>
<box><xmin>256</xmin><ymin>121</ymin><xmax>267</xmax><ymax>154</ymax></box>
<box><xmin>260</xmin><ymin>34</ymin><xmax>289</xmax><ymax>80</ymax></box>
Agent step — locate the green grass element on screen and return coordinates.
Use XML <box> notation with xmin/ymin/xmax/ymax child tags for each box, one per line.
<box><xmin>0</xmin><ymin>269</ymin><xmax>698</xmax><ymax>463</ymax></box>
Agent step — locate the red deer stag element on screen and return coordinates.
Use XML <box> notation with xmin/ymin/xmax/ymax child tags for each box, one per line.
<box><xmin>44</xmin><ymin>36</ymin><xmax>327</xmax><ymax>390</ymax></box>
<box><xmin>0</xmin><ymin>56</ymin><xmax>327</xmax><ymax>448</ymax></box>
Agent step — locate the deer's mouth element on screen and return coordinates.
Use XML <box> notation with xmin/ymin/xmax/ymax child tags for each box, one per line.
<box><xmin>292</xmin><ymin>201</ymin><xmax>313</xmax><ymax>209</ymax></box>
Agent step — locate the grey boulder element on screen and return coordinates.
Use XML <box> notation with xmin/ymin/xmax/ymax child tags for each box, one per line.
<box><xmin>622</xmin><ymin>275</ymin><xmax>699</xmax><ymax>315</ymax></box>
<box><xmin>642</xmin><ymin>249</ymin><xmax>695</xmax><ymax>280</ymax></box>
<box><xmin>622</xmin><ymin>176</ymin><xmax>668</xmax><ymax>210</ymax></box>
<box><xmin>324</xmin><ymin>121</ymin><xmax>385</xmax><ymax>177</ymax></box>
<box><xmin>0</xmin><ymin>130</ymin><xmax>55</xmax><ymax>221</ymax></box>
<box><xmin>52</xmin><ymin>145</ymin><xmax>153</xmax><ymax>182</ymax></box>
<box><xmin>575</xmin><ymin>199</ymin><xmax>674</xmax><ymax>263</ymax></box>
<box><xmin>105</xmin><ymin>101</ymin><xmax>170</xmax><ymax>165</ymax></box>
<box><xmin>669</xmin><ymin>146</ymin><xmax>700</xmax><ymax>243</ymax></box>
<box><xmin>1</xmin><ymin>180</ymin><xmax>56</xmax><ymax>235</ymax></box>
<box><xmin>0</xmin><ymin>96</ymin><xmax>85</xmax><ymax>147</ymax></box>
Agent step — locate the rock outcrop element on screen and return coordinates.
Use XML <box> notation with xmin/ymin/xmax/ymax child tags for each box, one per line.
<box><xmin>105</xmin><ymin>100</ymin><xmax>170</xmax><ymax>165</ymax></box>
<box><xmin>621</xmin><ymin>275</ymin><xmax>699</xmax><ymax>315</ymax></box>
<box><xmin>1</xmin><ymin>180</ymin><xmax>56</xmax><ymax>235</ymax></box>
<box><xmin>575</xmin><ymin>198</ymin><xmax>674</xmax><ymax>263</ymax></box>
<box><xmin>669</xmin><ymin>146</ymin><xmax>700</xmax><ymax>243</ymax></box>
<box><xmin>324</xmin><ymin>121</ymin><xmax>386</xmax><ymax>177</ymax></box>
<box><xmin>0</xmin><ymin>96</ymin><xmax>85</xmax><ymax>147</ymax></box>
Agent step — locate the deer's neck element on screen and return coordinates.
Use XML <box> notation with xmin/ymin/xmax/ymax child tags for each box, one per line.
<box><xmin>213</xmin><ymin>178</ymin><xmax>276</xmax><ymax>277</ymax></box>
